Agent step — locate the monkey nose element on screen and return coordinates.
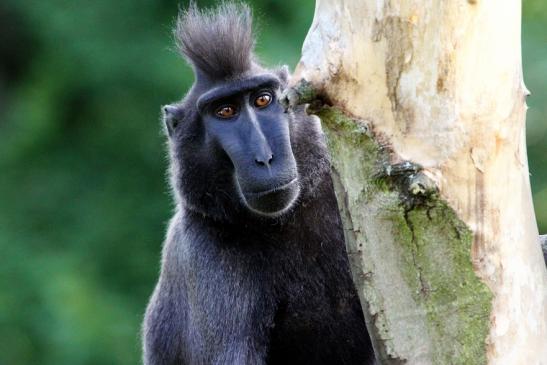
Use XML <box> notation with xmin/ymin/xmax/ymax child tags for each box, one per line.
<box><xmin>255</xmin><ymin>153</ymin><xmax>274</xmax><ymax>167</ymax></box>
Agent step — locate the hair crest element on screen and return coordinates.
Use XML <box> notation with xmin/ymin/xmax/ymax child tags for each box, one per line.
<box><xmin>175</xmin><ymin>2</ymin><xmax>255</xmax><ymax>80</ymax></box>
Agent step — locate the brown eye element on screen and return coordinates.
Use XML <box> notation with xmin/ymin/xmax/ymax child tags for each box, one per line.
<box><xmin>215</xmin><ymin>105</ymin><xmax>237</xmax><ymax>119</ymax></box>
<box><xmin>254</xmin><ymin>93</ymin><xmax>272</xmax><ymax>108</ymax></box>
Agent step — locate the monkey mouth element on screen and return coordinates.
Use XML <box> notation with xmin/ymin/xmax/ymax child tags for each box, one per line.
<box><xmin>246</xmin><ymin>178</ymin><xmax>298</xmax><ymax>197</ymax></box>
<box><xmin>240</xmin><ymin>178</ymin><xmax>300</xmax><ymax>217</ymax></box>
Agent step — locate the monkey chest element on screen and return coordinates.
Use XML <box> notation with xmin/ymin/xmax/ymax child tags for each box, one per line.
<box><xmin>265</xmin><ymin>274</ymin><xmax>367</xmax><ymax>364</ymax></box>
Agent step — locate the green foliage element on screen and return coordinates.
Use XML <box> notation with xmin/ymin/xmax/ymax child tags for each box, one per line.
<box><xmin>0</xmin><ymin>1</ymin><xmax>544</xmax><ymax>364</ymax></box>
<box><xmin>523</xmin><ymin>14</ymin><xmax>547</xmax><ymax>232</ymax></box>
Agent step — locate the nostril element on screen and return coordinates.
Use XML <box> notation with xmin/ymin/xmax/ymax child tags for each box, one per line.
<box><xmin>255</xmin><ymin>154</ymin><xmax>274</xmax><ymax>167</ymax></box>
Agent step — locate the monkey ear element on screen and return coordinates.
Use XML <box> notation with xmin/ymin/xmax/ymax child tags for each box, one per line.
<box><xmin>276</xmin><ymin>65</ymin><xmax>290</xmax><ymax>85</ymax></box>
<box><xmin>162</xmin><ymin>104</ymin><xmax>183</xmax><ymax>138</ymax></box>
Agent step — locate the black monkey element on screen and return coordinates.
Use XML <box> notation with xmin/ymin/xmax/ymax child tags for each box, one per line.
<box><xmin>142</xmin><ymin>3</ymin><xmax>375</xmax><ymax>364</ymax></box>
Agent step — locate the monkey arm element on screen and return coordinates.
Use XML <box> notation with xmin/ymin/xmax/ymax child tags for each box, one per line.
<box><xmin>145</xmin><ymin>213</ymin><xmax>276</xmax><ymax>365</ymax></box>
<box><xmin>143</xmin><ymin>215</ymin><xmax>189</xmax><ymax>365</ymax></box>
<box><xmin>185</xmin><ymin>238</ymin><xmax>275</xmax><ymax>365</ymax></box>
<box><xmin>142</xmin><ymin>281</ymin><xmax>188</xmax><ymax>365</ymax></box>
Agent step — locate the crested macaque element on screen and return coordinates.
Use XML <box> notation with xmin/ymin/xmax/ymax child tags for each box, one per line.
<box><xmin>142</xmin><ymin>3</ymin><xmax>375</xmax><ymax>364</ymax></box>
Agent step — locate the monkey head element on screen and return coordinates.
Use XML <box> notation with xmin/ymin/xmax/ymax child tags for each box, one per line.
<box><xmin>162</xmin><ymin>3</ymin><xmax>328</xmax><ymax>222</ymax></box>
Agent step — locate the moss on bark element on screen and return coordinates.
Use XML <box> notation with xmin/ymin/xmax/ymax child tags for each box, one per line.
<box><xmin>317</xmin><ymin>106</ymin><xmax>493</xmax><ymax>365</ymax></box>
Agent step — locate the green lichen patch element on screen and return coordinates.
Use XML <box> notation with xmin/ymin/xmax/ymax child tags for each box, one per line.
<box><xmin>398</xmin><ymin>204</ymin><xmax>492</xmax><ymax>364</ymax></box>
<box><xmin>280</xmin><ymin>79</ymin><xmax>319</xmax><ymax>110</ymax></box>
<box><xmin>318</xmin><ymin>106</ymin><xmax>493</xmax><ymax>365</ymax></box>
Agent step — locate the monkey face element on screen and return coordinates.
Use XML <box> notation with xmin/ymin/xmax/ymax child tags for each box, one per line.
<box><xmin>194</xmin><ymin>74</ymin><xmax>300</xmax><ymax>217</ymax></box>
<box><xmin>163</xmin><ymin>73</ymin><xmax>301</xmax><ymax>218</ymax></box>
<box><xmin>162</xmin><ymin>3</ymin><xmax>330</xmax><ymax>222</ymax></box>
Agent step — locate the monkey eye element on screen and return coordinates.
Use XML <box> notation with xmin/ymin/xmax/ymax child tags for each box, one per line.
<box><xmin>254</xmin><ymin>92</ymin><xmax>272</xmax><ymax>108</ymax></box>
<box><xmin>215</xmin><ymin>104</ymin><xmax>238</xmax><ymax>119</ymax></box>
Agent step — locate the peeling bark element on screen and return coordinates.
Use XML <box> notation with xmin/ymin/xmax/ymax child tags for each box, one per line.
<box><xmin>291</xmin><ymin>1</ymin><xmax>547</xmax><ymax>364</ymax></box>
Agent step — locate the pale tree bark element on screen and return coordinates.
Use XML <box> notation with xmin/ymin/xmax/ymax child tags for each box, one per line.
<box><xmin>286</xmin><ymin>0</ymin><xmax>547</xmax><ymax>364</ymax></box>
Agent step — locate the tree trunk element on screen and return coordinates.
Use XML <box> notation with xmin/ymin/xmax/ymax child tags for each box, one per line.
<box><xmin>289</xmin><ymin>1</ymin><xmax>547</xmax><ymax>364</ymax></box>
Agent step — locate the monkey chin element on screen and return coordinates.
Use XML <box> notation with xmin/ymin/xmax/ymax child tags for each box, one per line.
<box><xmin>239</xmin><ymin>178</ymin><xmax>300</xmax><ymax>218</ymax></box>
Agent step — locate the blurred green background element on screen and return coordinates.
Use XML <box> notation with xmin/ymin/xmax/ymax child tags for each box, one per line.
<box><xmin>0</xmin><ymin>1</ymin><xmax>545</xmax><ymax>364</ymax></box>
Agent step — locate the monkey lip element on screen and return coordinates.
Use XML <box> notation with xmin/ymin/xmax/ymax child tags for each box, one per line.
<box><xmin>240</xmin><ymin>178</ymin><xmax>300</xmax><ymax>216</ymax></box>
<box><xmin>243</xmin><ymin>178</ymin><xmax>298</xmax><ymax>197</ymax></box>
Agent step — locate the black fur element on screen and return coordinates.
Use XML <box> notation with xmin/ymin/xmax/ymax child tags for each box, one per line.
<box><xmin>176</xmin><ymin>2</ymin><xmax>256</xmax><ymax>80</ymax></box>
<box><xmin>142</xmin><ymin>3</ymin><xmax>375</xmax><ymax>364</ymax></box>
